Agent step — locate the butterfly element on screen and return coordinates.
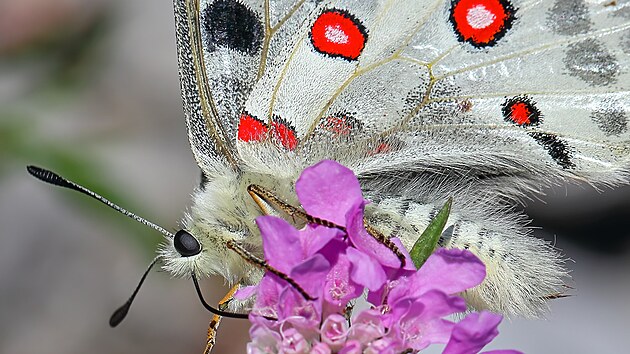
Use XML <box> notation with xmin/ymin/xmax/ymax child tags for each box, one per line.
<box><xmin>28</xmin><ymin>0</ymin><xmax>630</xmax><ymax>352</ymax></box>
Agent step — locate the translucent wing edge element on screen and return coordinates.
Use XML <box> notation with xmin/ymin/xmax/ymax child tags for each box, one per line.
<box><xmin>174</xmin><ymin>0</ymin><xmax>239</xmax><ymax>171</ymax></box>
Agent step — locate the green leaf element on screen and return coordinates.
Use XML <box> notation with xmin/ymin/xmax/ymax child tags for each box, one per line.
<box><xmin>409</xmin><ymin>197</ymin><xmax>452</xmax><ymax>268</ymax></box>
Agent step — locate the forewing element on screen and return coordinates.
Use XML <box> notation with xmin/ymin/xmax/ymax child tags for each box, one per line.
<box><xmin>174</xmin><ymin>0</ymin><xmax>292</xmax><ymax>171</ymax></box>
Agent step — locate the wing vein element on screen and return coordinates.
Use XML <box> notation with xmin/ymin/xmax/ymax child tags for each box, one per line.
<box><xmin>435</xmin><ymin>22</ymin><xmax>630</xmax><ymax>81</ymax></box>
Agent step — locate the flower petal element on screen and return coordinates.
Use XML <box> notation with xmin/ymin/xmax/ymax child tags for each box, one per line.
<box><xmin>364</xmin><ymin>337</ymin><xmax>400</xmax><ymax>354</ymax></box>
<box><xmin>296</xmin><ymin>160</ymin><xmax>363</xmax><ymax>227</ymax></box>
<box><xmin>234</xmin><ymin>285</ymin><xmax>258</xmax><ymax>301</ymax></box>
<box><xmin>291</xmin><ymin>254</ymin><xmax>331</xmax><ymax>297</ymax></box>
<box><xmin>257</xmin><ymin>216</ymin><xmax>302</xmax><ymax>273</ymax></box>
<box><xmin>253</xmin><ymin>275</ymin><xmax>285</xmax><ymax>317</ymax></box>
<box><xmin>394</xmin><ymin>291</ymin><xmax>465</xmax><ymax>350</ymax></box>
<box><xmin>443</xmin><ymin>311</ymin><xmax>503</xmax><ymax>354</ymax></box>
<box><xmin>324</xmin><ymin>252</ymin><xmax>363</xmax><ymax>306</ymax></box>
<box><xmin>248</xmin><ymin>322</ymin><xmax>281</xmax><ymax>354</ymax></box>
<box><xmin>300</xmin><ymin>224</ymin><xmax>343</xmax><ymax>257</ymax></box>
<box><xmin>348</xmin><ymin>310</ymin><xmax>385</xmax><ymax>344</ymax></box>
<box><xmin>346</xmin><ymin>247</ymin><xmax>387</xmax><ymax>292</ymax></box>
<box><xmin>311</xmin><ymin>342</ymin><xmax>332</xmax><ymax>354</ymax></box>
<box><xmin>280</xmin><ymin>328</ymin><xmax>310</xmax><ymax>354</ymax></box>
<box><xmin>320</xmin><ymin>314</ymin><xmax>349</xmax><ymax>351</ymax></box>
<box><xmin>338</xmin><ymin>340</ymin><xmax>362</xmax><ymax>354</ymax></box>
<box><xmin>390</xmin><ymin>237</ymin><xmax>416</xmax><ymax>272</ymax></box>
<box><xmin>346</xmin><ymin>203</ymin><xmax>401</xmax><ymax>268</ymax></box>
<box><xmin>412</xmin><ymin>290</ymin><xmax>467</xmax><ymax>321</ymax></box>
<box><xmin>277</xmin><ymin>286</ymin><xmax>321</xmax><ymax>323</ymax></box>
<box><xmin>390</xmin><ymin>248</ymin><xmax>485</xmax><ymax>303</ymax></box>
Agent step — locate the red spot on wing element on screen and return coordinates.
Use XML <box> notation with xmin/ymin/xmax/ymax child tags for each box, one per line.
<box><xmin>237</xmin><ymin>113</ymin><xmax>298</xmax><ymax>150</ymax></box>
<box><xmin>320</xmin><ymin>114</ymin><xmax>363</xmax><ymax>138</ymax></box>
<box><xmin>310</xmin><ymin>9</ymin><xmax>367</xmax><ymax>60</ymax></box>
<box><xmin>271</xmin><ymin>120</ymin><xmax>298</xmax><ymax>150</ymax></box>
<box><xmin>502</xmin><ymin>95</ymin><xmax>542</xmax><ymax>126</ymax></box>
<box><xmin>450</xmin><ymin>0</ymin><xmax>515</xmax><ymax>47</ymax></box>
<box><xmin>370</xmin><ymin>142</ymin><xmax>392</xmax><ymax>155</ymax></box>
<box><xmin>509</xmin><ymin>102</ymin><xmax>532</xmax><ymax>125</ymax></box>
<box><xmin>367</xmin><ymin>137</ymin><xmax>403</xmax><ymax>156</ymax></box>
<box><xmin>238</xmin><ymin>113</ymin><xmax>267</xmax><ymax>142</ymax></box>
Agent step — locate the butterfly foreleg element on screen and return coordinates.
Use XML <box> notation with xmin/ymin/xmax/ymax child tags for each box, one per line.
<box><xmin>247</xmin><ymin>184</ymin><xmax>344</xmax><ymax>230</ymax></box>
<box><xmin>225</xmin><ymin>240</ymin><xmax>315</xmax><ymax>301</ymax></box>
<box><xmin>203</xmin><ymin>284</ymin><xmax>239</xmax><ymax>354</ymax></box>
<box><xmin>364</xmin><ymin>221</ymin><xmax>407</xmax><ymax>267</ymax></box>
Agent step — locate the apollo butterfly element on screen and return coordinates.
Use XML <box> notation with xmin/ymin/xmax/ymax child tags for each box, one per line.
<box><xmin>28</xmin><ymin>0</ymin><xmax>630</xmax><ymax>352</ymax></box>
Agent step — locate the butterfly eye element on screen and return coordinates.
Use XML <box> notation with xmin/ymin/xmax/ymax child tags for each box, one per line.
<box><xmin>174</xmin><ymin>230</ymin><xmax>201</xmax><ymax>257</ymax></box>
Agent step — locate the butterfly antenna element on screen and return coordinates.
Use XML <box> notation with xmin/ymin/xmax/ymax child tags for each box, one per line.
<box><xmin>109</xmin><ymin>256</ymin><xmax>159</xmax><ymax>327</ymax></box>
<box><xmin>26</xmin><ymin>166</ymin><xmax>175</xmax><ymax>326</ymax></box>
<box><xmin>26</xmin><ymin>165</ymin><xmax>174</xmax><ymax>238</ymax></box>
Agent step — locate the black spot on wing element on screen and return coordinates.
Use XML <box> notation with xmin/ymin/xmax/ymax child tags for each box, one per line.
<box><xmin>590</xmin><ymin>102</ymin><xmax>628</xmax><ymax>136</ymax></box>
<box><xmin>528</xmin><ymin>132</ymin><xmax>575</xmax><ymax>169</ymax></box>
<box><xmin>547</xmin><ymin>0</ymin><xmax>593</xmax><ymax>36</ymax></box>
<box><xmin>563</xmin><ymin>39</ymin><xmax>620</xmax><ymax>86</ymax></box>
<box><xmin>202</xmin><ymin>0</ymin><xmax>264</xmax><ymax>55</ymax></box>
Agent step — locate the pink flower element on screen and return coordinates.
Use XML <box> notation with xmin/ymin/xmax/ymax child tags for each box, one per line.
<box><xmin>320</xmin><ymin>314</ymin><xmax>348</xmax><ymax>350</ymax></box>
<box><xmin>347</xmin><ymin>310</ymin><xmax>385</xmax><ymax>344</ymax></box>
<box><xmin>311</xmin><ymin>342</ymin><xmax>332</xmax><ymax>354</ymax></box>
<box><xmin>280</xmin><ymin>328</ymin><xmax>310</xmax><ymax>354</ymax></box>
<box><xmin>338</xmin><ymin>340</ymin><xmax>362</xmax><ymax>354</ymax></box>
<box><xmin>443</xmin><ymin>311</ymin><xmax>522</xmax><ymax>354</ymax></box>
<box><xmin>246</xmin><ymin>160</ymin><xmax>520</xmax><ymax>354</ymax></box>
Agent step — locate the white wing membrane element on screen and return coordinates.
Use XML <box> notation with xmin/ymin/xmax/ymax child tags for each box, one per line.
<box><xmin>183</xmin><ymin>0</ymin><xmax>630</xmax><ymax>182</ymax></box>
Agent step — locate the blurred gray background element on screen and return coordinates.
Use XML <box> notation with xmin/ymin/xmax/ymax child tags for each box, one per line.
<box><xmin>1</xmin><ymin>0</ymin><xmax>628</xmax><ymax>353</ymax></box>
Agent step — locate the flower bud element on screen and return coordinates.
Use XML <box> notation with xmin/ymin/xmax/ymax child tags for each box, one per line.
<box><xmin>281</xmin><ymin>328</ymin><xmax>309</xmax><ymax>354</ymax></box>
<box><xmin>320</xmin><ymin>314</ymin><xmax>348</xmax><ymax>351</ymax></box>
<box><xmin>338</xmin><ymin>340</ymin><xmax>363</xmax><ymax>354</ymax></box>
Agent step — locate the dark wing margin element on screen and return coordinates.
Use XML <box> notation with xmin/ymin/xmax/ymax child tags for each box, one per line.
<box><xmin>173</xmin><ymin>0</ymin><xmax>239</xmax><ymax>170</ymax></box>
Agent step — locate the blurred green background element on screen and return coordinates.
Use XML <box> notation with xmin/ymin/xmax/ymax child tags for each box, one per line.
<box><xmin>1</xmin><ymin>0</ymin><xmax>628</xmax><ymax>353</ymax></box>
<box><xmin>0</xmin><ymin>0</ymin><xmax>249</xmax><ymax>352</ymax></box>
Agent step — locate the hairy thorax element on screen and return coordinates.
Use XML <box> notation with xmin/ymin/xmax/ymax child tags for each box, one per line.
<box><xmin>161</xmin><ymin>164</ymin><xmax>300</xmax><ymax>286</ymax></box>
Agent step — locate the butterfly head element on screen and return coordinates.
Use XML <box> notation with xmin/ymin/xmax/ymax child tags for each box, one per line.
<box><xmin>159</xmin><ymin>168</ymin><xmax>265</xmax><ymax>286</ymax></box>
<box><xmin>159</xmin><ymin>221</ymin><xmax>255</xmax><ymax>286</ymax></box>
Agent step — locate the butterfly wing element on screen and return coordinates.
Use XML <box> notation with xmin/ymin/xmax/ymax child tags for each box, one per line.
<box><xmin>174</xmin><ymin>0</ymin><xmax>327</xmax><ymax>173</ymax></box>
<box><xmin>231</xmin><ymin>0</ymin><xmax>629</xmax><ymax>191</ymax></box>
<box><xmin>173</xmin><ymin>0</ymin><xmax>262</xmax><ymax>171</ymax></box>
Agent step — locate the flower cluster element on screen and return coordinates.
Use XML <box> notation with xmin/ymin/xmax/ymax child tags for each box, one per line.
<box><xmin>238</xmin><ymin>160</ymin><xmax>520</xmax><ymax>354</ymax></box>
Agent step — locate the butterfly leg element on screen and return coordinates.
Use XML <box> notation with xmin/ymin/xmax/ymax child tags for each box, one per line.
<box><xmin>248</xmin><ymin>184</ymin><xmax>406</xmax><ymax>267</ymax></box>
<box><xmin>203</xmin><ymin>284</ymin><xmax>239</xmax><ymax>354</ymax></box>
<box><xmin>247</xmin><ymin>184</ymin><xmax>344</xmax><ymax>230</ymax></box>
<box><xmin>226</xmin><ymin>239</ymin><xmax>315</xmax><ymax>301</ymax></box>
<box><xmin>364</xmin><ymin>221</ymin><xmax>407</xmax><ymax>267</ymax></box>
